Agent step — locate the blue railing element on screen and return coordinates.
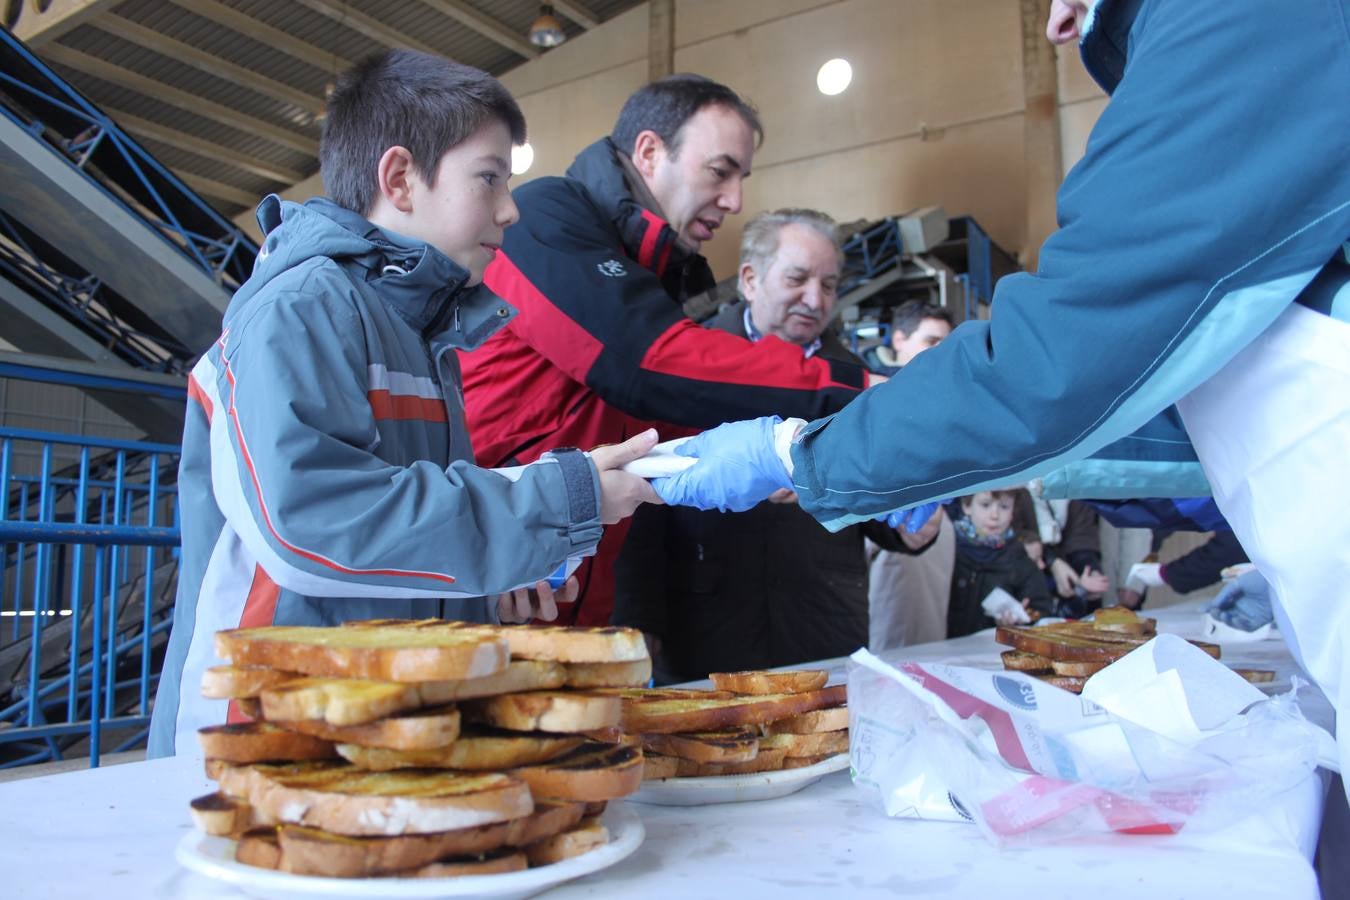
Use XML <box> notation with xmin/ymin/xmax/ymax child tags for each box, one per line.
<box><xmin>0</xmin><ymin>425</ymin><xmax>180</xmax><ymax>768</ymax></box>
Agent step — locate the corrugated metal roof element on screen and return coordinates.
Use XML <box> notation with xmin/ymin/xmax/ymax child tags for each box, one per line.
<box><xmin>25</xmin><ymin>0</ymin><xmax>645</xmax><ymax>217</ymax></box>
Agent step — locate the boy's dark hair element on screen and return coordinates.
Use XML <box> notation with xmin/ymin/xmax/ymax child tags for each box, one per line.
<box><xmin>320</xmin><ymin>49</ymin><xmax>526</xmax><ymax>215</ymax></box>
<box><xmin>891</xmin><ymin>300</ymin><xmax>953</xmax><ymax>338</ymax></box>
<box><xmin>611</xmin><ymin>73</ymin><xmax>763</xmax><ymax>159</ymax></box>
<box><xmin>961</xmin><ymin>489</ymin><xmax>1018</xmax><ymax>506</ymax></box>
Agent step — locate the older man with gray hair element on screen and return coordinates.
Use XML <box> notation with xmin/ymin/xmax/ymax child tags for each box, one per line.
<box><xmin>612</xmin><ymin>208</ymin><xmax>939</xmax><ymax>681</ymax></box>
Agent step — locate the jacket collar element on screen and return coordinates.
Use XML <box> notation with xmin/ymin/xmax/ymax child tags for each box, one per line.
<box><xmin>566</xmin><ymin>137</ymin><xmax>701</xmax><ymax>280</ymax></box>
<box><xmin>254</xmin><ymin>195</ymin><xmax>514</xmax><ymax>350</ymax></box>
<box><xmin>1078</xmin><ymin>0</ymin><xmax>1142</xmax><ymax>95</ymax></box>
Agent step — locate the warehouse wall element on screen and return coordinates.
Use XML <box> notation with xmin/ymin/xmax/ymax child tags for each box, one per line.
<box><xmin>238</xmin><ymin>0</ymin><xmax>1110</xmax><ymax>278</ymax></box>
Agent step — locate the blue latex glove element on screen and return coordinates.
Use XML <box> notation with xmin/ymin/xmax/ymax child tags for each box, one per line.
<box><xmin>1206</xmin><ymin>570</ymin><xmax>1274</xmax><ymax>631</ymax></box>
<box><xmin>651</xmin><ymin>417</ymin><xmax>792</xmax><ymax>513</ymax></box>
<box><xmin>880</xmin><ymin>501</ymin><xmax>940</xmax><ymax>534</ymax></box>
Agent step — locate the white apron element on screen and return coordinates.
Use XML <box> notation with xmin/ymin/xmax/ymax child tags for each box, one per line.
<box><xmin>1178</xmin><ymin>302</ymin><xmax>1350</xmax><ymax>776</ymax></box>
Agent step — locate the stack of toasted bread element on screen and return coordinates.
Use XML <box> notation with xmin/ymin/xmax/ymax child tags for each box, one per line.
<box><xmin>996</xmin><ymin>607</ymin><xmax>1222</xmax><ymax>693</ymax></box>
<box><xmin>625</xmin><ymin>669</ymin><xmax>849</xmax><ymax>779</ymax></box>
<box><xmin>190</xmin><ymin>619</ymin><xmax>652</xmax><ymax>878</ymax></box>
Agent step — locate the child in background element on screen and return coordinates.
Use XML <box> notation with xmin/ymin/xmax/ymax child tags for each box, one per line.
<box><xmin>947</xmin><ymin>490</ymin><xmax>1053</xmax><ymax>638</ymax></box>
<box><xmin>149</xmin><ymin>50</ymin><xmax>660</xmax><ymax>758</ymax></box>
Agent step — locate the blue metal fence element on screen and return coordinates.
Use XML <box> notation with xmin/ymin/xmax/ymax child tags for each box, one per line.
<box><xmin>0</xmin><ymin>425</ymin><xmax>180</xmax><ymax>768</ymax></box>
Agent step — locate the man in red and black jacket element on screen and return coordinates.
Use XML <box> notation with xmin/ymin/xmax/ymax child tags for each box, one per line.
<box><xmin>460</xmin><ymin>75</ymin><xmax>883</xmax><ymax>625</ymax></box>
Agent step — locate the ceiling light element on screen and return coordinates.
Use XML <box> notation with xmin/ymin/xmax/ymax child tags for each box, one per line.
<box><xmin>528</xmin><ymin>4</ymin><xmax>566</xmax><ymax>48</ymax></box>
<box><xmin>816</xmin><ymin>58</ymin><xmax>852</xmax><ymax>96</ymax></box>
<box><xmin>511</xmin><ymin>142</ymin><xmax>535</xmax><ymax>175</ymax></box>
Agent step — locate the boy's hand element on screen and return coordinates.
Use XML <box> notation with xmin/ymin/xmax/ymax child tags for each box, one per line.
<box><xmin>496</xmin><ymin>576</ymin><xmax>578</xmax><ymax>623</ymax></box>
<box><xmin>590</xmin><ymin>429</ymin><xmax>663</xmax><ymax>524</ymax></box>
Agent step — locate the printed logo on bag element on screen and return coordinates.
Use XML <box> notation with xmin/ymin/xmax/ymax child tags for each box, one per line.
<box><xmin>596</xmin><ymin>259</ymin><xmax>627</xmax><ymax>277</ymax></box>
<box><xmin>947</xmin><ymin>792</ymin><xmax>974</xmax><ymax>822</ymax></box>
<box><xmin>992</xmin><ymin>674</ymin><xmax>1038</xmax><ymax>710</ymax></box>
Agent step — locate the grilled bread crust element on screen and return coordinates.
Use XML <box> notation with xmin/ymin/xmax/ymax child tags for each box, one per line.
<box><xmin>274</xmin><ymin>706</ymin><xmax>462</xmax><ymax>751</ymax></box>
<box><xmin>246</xmin><ymin>765</ymin><xmax>534</xmax><ymax>836</ymax></box>
<box><xmin>523</xmin><ymin>823</ymin><xmax>609</xmax><ymax>866</ymax></box>
<box><xmin>622</xmin><ymin>685</ymin><xmax>847</xmax><ymax>734</ymax></box>
<box><xmin>216</xmin><ymin>625</ymin><xmax>510</xmax><ymax>683</ymax></box>
<box><xmin>765</xmin><ymin>707</ymin><xmax>849</xmax><ymax>735</ymax></box>
<box><xmin>260</xmin><ymin>661</ymin><xmax>566</xmax><ymax>726</ymax></box>
<box><xmin>197</xmin><ymin>722</ymin><xmax>336</xmax><ymax>763</ymax></box>
<box><xmin>463</xmin><ymin>691</ymin><xmax>621</xmax><ymax>733</ymax></box>
<box><xmin>562</xmin><ymin>658</ymin><xmax>652</xmax><ymax>689</ymax></box>
<box><xmin>640</xmin><ymin>727</ymin><xmax>759</xmax><ymax>764</ymax></box>
<box><xmin>674</xmin><ymin>747</ymin><xmax>788</xmax><ymax>777</ymax></box>
<box><xmin>201</xmin><ymin>665</ymin><xmax>299</xmax><ymax>699</ymax></box>
<box><xmin>508</xmin><ymin>742</ymin><xmax>644</xmax><ymax>802</ymax></box>
<box><xmin>759</xmin><ymin>729</ymin><xmax>849</xmax><ymax>758</ymax></box>
<box><xmin>336</xmin><ymin>729</ymin><xmax>584</xmax><ymax>772</ymax></box>
<box><xmin>709</xmin><ymin>670</ymin><xmax>828</xmax><ymax>695</ymax></box>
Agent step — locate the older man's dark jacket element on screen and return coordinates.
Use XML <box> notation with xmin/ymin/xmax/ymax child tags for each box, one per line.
<box><xmin>613</xmin><ymin>302</ymin><xmax>928</xmax><ymax>682</ymax></box>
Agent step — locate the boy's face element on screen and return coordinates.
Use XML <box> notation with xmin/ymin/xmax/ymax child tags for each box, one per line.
<box><xmin>963</xmin><ymin>492</ymin><xmax>1014</xmax><ymax>537</ymax></box>
<box><xmin>891</xmin><ymin>316</ymin><xmax>951</xmax><ymax>366</ymax></box>
<box><xmin>402</xmin><ymin>119</ymin><xmax>519</xmax><ymax>285</ymax></box>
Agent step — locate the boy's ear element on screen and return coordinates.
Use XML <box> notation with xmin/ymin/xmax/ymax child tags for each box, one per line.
<box><xmin>630</xmin><ymin>129</ymin><xmax>666</xmax><ymax>180</ymax></box>
<box><xmin>375</xmin><ymin>146</ymin><xmax>418</xmax><ymax>213</ymax></box>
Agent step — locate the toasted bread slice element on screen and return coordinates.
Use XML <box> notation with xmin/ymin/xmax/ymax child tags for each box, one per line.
<box><xmin>1090</xmin><ymin>607</ymin><xmax>1158</xmax><ymax>635</ymax></box>
<box><xmin>276</xmin><ymin>706</ymin><xmax>461</xmax><ymax>751</ymax></box>
<box><xmin>271</xmin><ymin>801</ymin><xmax>582</xmax><ymax>877</ymax></box>
<box><xmin>641</xmin><ymin>727</ymin><xmax>759</xmax><ymax>764</ymax></box>
<box><xmin>275</xmin><ymin>820</ymin><xmax>511</xmax><ymax>876</ymax></box>
<box><xmin>189</xmin><ymin>791</ymin><xmax>261</xmax><ymax>836</ymax></box>
<box><xmin>210</xmin><ymin>758</ymin><xmax>344</xmax><ymax>799</ymax></box>
<box><xmin>675</xmin><ymin>746</ymin><xmax>788</xmax><ymax>777</ymax></box>
<box><xmin>523</xmin><ymin>823</ymin><xmax>608</xmax><ymax>866</ymax></box>
<box><xmin>563</xmin><ymin>658</ymin><xmax>652</xmax><ymax>689</ymax></box>
<box><xmin>1035</xmin><ymin>673</ymin><xmax>1088</xmax><ymax>693</ymax></box>
<box><xmin>622</xmin><ymin>685</ymin><xmax>848</xmax><ymax>734</ymax></box>
<box><xmin>337</xmin><ymin>728</ymin><xmax>584</xmax><ymax>772</ymax></box>
<box><xmin>999</xmin><ymin>626</ymin><xmax>1221</xmax><ymax>662</ymax></box>
<box><xmin>765</xmin><ymin>707</ymin><xmax>849</xmax><ymax>735</ymax></box>
<box><xmin>197</xmin><ymin>721</ymin><xmax>336</xmax><ymax>763</ymax></box>
<box><xmin>463</xmin><ymin>691</ymin><xmax>621</xmax><ymax>733</ymax></box>
<box><xmin>1050</xmin><ymin>657</ymin><xmax>1111</xmax><ymax>677</ymax></box>
<box><xmin>1233</xmin><ymin>668</ymin><xmax>1276</xmax><ymax>684</ymax></box>
<box><xmin>509</xmin><ymin>741</ymin><xmax>643</xmax><ymax>802</ymax></box>
<box><xmin>201</xmin><ymin>665</ymin><xmax>299</xmax><ymax>699</ymax></box>
<box><xmin>578</xmin><ymin>726</ymin><xmax>630</xmax><ymax>744</ymax></box>
<box><xmin>1001</xmin><ymin>650</ymin><xmax>1053</xmax><ymax>673</ymax></box>
<box><xmin>407</xmin><ymin>849</ymin><xmax>529</xmax><ymax>877</ymax></box>
<box><xmin>216</xmin><ymin>624</ymin><xmax>510</xmax><ymax>682</ymax></box>
<box><xmin>261</xmin><ymin>661</ymin><xmax>565</xmax><ymax>726</ymax></box>
<box><xmin>782</xmin><ymin>752</ymin><xmax>838</xmax><ymax>770</ymax></box>
<box><xmin>590</xmin><ymin>687</ymin><xmax>734</xmax><ymax>701</ymax></box>
<box><xmin>343</xmin><ymin>619</ymin><xmax>649</xmax><ymax>664</ymax></box>
<box><xmin>759</xmin><ymin>729</ymin><xmax>849</xmax><ymax>758</ymax></box>
<box><xmin>247</xmin><ymin>764</ymin><xmax>533</xmax><ymax>836</ymax></box>
<box><xmin>581</xmin><ymin>800</ymin><xmax>607</xmax><ymax>818</ymax></box>
<box><xmin>642</xmin><ymin>753</ymin><xmax>680</xmax><ymax>780</ymax></box>
<box><xmin>236</xmin><ymin>827</ymin><xmax>282</xmax><ymax>870</ymax></box>
<box><xmin>710</xmin><ymin>670</ymin><xmax>828</xmax><ymax>695</ymax></box>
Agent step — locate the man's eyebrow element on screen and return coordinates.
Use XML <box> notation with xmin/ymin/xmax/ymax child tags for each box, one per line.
<box><xmin>708</xmin><ymin>152</ymin><xmax>748</xmax><ymax>175</ymax></box>
<box><xmin>475</xmin><ymin>154</ymin><xmax>510</xmax><ymax>170</ymax></box>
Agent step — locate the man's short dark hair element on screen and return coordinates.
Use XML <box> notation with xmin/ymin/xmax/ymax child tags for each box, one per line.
<box><xmin>891</xmin><ymin>300</ymin><xmax>953</xmax><ymax>338</ymax></box>
<box><xmin>611</xmin><ymin>74</ymin><xmax>762</xmax><ymax>159</ymax></box>
<box><xmin>320</xmin><ymin>49</ymin><xmax>526</xmax><ymax>215</ymax></box>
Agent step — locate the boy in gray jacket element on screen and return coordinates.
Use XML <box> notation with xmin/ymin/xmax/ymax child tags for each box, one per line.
<box><xmin>149</xmin><ymin>50</ymin><xmax>659</xmax><ymax>756</ymax></box>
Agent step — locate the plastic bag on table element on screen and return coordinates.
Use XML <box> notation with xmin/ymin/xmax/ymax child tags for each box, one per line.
<box><xmin>846</xmin><ymin>635</ymin><xmax>1331</xmax><ymax>846</ymax></box>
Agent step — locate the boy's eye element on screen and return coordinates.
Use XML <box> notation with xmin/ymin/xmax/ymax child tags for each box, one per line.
<box><xmin>480</xmin><ymin>172</ymin><xmax>499</xmax><ymax>185</ymax></box>
<box><xmin>710</xmin><ymin>167</ymin><xmax>729</xmax><ymax>180</ymax></box>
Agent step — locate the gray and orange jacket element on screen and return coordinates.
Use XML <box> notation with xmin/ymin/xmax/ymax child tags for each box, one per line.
<box><xmin>148</xmin><ymin>197</ymin><xmax>602</xmax><ymax>756</ymax></box>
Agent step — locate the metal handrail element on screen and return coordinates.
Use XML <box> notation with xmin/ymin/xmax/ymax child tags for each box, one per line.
<box><xmin>0</xmin><ymin>426</ymin><xmax>180</xmax><ymax>769</ymax></box>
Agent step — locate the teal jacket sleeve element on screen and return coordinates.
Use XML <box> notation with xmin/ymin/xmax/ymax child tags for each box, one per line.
<box><xmin>792</xmin><ymin>0</ymin><xmax>1350</xmax><ymax>529</ymax></box>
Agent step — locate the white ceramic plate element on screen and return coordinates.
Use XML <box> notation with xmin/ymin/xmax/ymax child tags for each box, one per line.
<box><xmin>626</xmin><ymin>753</ymin><xmax>849</xmax><ymax>806</ymax></box>
<box><xmin>620</xmin><ymin>438</ymin><xmax>696</xmax><ymax>478</ymax></box>
<box><xmin>174</xmin><ymin>806</ymin><xmax>644</xmax><ymax>900</ymax></box>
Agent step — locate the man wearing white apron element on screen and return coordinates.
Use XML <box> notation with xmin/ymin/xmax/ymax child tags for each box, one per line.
<box><xmin>650</xmin><ymin>0</ymin><xmax>1350</xmax><ymax>795</ymax></box>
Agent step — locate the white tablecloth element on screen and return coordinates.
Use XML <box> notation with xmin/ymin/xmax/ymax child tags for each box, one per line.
<box><xmin>1</xmin><ymin>599</ymin><xmax>1332</xmax><ymax>899</ymax></box>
